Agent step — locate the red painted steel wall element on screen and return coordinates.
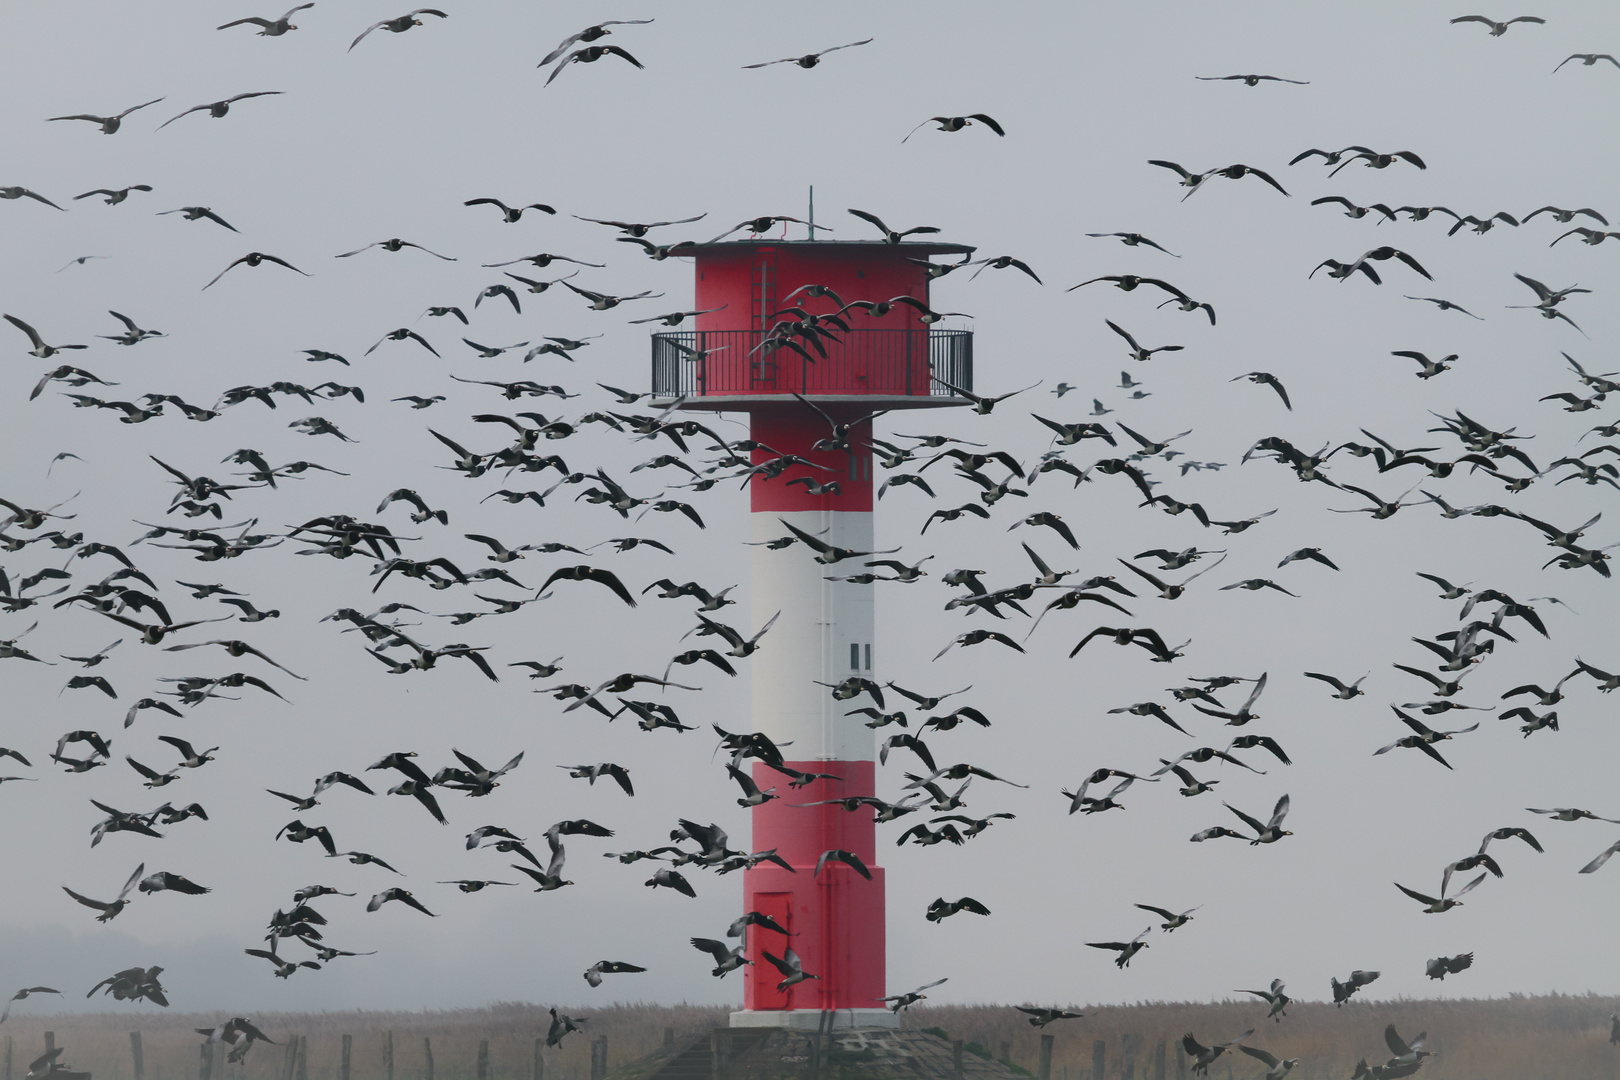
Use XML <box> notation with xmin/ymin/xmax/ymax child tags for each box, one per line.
<box><xmin>691</xmin><ymin>244</ymin><xmax>937</xmax><ymax>397</ymax></box>
<box><xmin>749</xmin><ymin>410</ymin><xmax>874</xmax><ymax>513</ymax></box>
<box><xmin>742</xmin><ymin>761</ymin><xmax>886</xmax><ymax>1011</ymax></box>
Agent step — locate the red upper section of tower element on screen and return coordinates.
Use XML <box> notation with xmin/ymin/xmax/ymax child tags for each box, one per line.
<box><xmin>650</xmin><ymin>240</ymin><xmax>975</xmax><ymax>406</ymax></box>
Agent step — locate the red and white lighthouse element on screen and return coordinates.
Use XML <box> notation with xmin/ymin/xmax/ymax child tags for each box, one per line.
<box><xmin>650</xmin><ymin>236</ymin><xmax>974</xmax><ymax>1029</ymax></box>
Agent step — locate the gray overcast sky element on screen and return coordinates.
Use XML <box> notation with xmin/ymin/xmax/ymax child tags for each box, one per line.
<box><xmin>3</xmin><ymin>1</ymin><xmax>1619</xmax><ymax>1016</ymax></box>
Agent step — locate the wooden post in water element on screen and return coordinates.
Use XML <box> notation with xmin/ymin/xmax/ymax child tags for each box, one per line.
<box><xmin>1091</xmin><ymin>1040</ymin><xmax>1105</xmax><ymax>1080</ymax></box>
<box><xmin>384</xmin><ymin>1033</ymin><xmax>394</xmax><ymax>1080</ymax></box>
<box><xmin>1122</xmin><ymin>1035</ymin><xmax>1136</xmax><ymax>1080</ymax></box>
<box><xmin>296</xmin><ymin>1038</ymin><xmax>309</xmax><ymax>1080</ymax></box>
<box><xmin>341</xmin><ymin>1036</ymin><xmax>352</xmax><ymax>1080</ymax></box>
<box><xmin>532</xmin><ymin>1040</ymin><xmax>543</xmax><ymax>1080</ymax></box>
<box><xmin>590</xmin><ymin>1037</ymin><xmax>606</xmax><ymax>1080</ymax></box>
<box><xmin>1152</xmin><ymin>1040</ymin><xmax>1165</xmax><ymax>1080</ymax></box>
<box><xmin>952</xmin><ymin>1041</ymin><xmax>964</xmax><ymax>1080</ymax></box>
<box><xmin>424</xmin><ymin>1038</ymin><xmax>435</xmax><ymax>1080</ymax></box>
<box><xmin>131</xmin><ymin>1033</ymin><xmax>145</xmax><ymax>1080</ymax></box>
<box><xmin>199</xmin><ymin>1041</ymin><xmax>214</xmax><ymax>1080</ymax></box>
<box><xmin>1038</xmin><ymin>1035</ymin><xmax>1054</xmax><ymax>1080</ymax></box>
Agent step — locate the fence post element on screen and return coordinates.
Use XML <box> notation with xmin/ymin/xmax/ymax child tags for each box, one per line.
<box><xmin>1122</xmin><ymin>1035</ymin><xmax>1137</xmax><ymax>1080</ymax></box>
<box><xmin>1091</xmin><ymin>1040</ymin><xmax>1105</xmax><ymax>1080</ymax></box>
<box><xmin>341</xmin><ymin>1036</ymin><xmax>352</xmax><ymax>1080</ymax></box>
<box><xmin>4</xmin><ymin>1035</ymin><xmax>11</xmax><ymax>1080</ymax></box>
<box><xmin>590</xmin><ymin>1036</ymin><xmax>606</xmax><ymax>1080</ymax></box>
<box><xmin>131</xmin><ymin>1034</ymin><xmax>145</xmax><ymax>1080</ymax></box>
<box><xmin>424</xmin><ymin>1038</ymin><xmax>435</xmax><ymax>1080</ymax></box>
<box><xmin>478</xmin><ymin>1041</ymin><xmax>490</xmax><ymax>1080</ymax></box>
<box><xmin>1038</xmin><ymin>1035</ymin><xmax>1053</xmax><ymax>1080</ymax></box>
<box><xmin>952</xmin><ymin>1041</ymin><xmax>964</xmax><ymax>1080</ymax></box>
<box><xmin>296</xmin><ymin>1038</ymin><xmax>308</xmax><ymax>1080</ymax></box>
<box><xmin>1174</xmin><ymin>1041</ymin><xmax>1186</xmax><ymax>1080</ymax></box>
<box><xmin>45</xmin><ymin>1035</ymin><xmax>56</xmax><ymax>1059</ymax></box>
<box><xmin>200</xmin><ymin>1041</ymin><xmax>214</xmax><ymax>1080</ymax></box>
<box><xmin>384</xmin><ymin>1034</ymin><xmax>393</xmax><ymax>1080</ymax></box>
<box><xmin>533</xmin><ymin>1040</ymin><xmax>543</xmax><ymax>1080</ymax></box>
<box><xmin>1153</xmin><ymin>1040</ymin><xmax>1165</xmax><ymax>1080</ymax></box>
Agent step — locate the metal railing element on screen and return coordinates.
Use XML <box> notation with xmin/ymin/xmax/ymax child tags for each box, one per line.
<box><xmin>651</xmin><ymin>329</ymin><xmax>972</xmax><ymax>400</ymax></box>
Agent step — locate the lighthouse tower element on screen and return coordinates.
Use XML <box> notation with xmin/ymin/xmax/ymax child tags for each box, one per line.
<box><xmin>650</xmin><ymin>236</ymin><xmax>974</xmax><ymax>1030</ymax></box>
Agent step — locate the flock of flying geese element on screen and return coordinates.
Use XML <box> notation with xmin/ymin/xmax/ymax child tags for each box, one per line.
<box><xmin>3</xmin><ymin>7</ymin><xmax>1619</xmax><ymax>1076</ymax></box>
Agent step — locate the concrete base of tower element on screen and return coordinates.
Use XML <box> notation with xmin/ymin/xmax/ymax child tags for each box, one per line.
<box><xmin>728</xmin><ymin>1009</ymin><xmax>900</xmax><ymax>1031</ymax></box>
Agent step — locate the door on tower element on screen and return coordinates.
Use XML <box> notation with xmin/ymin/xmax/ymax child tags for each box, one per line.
<box><xmin>750</xmin><ymin>248</ymin><xmax>780</xmax><ymax>391</ymax></box>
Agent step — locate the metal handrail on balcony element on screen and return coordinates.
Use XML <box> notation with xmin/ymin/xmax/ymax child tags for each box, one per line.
<box><xmin>650</xmin><ymin>328</ymin><xmax>972</xmax><ymax>400</ymax></box>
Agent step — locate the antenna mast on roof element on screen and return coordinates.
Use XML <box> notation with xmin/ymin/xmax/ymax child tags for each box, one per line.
<box><xmin>807</xmin><ymin>185</ymin><xmax>831</xmax><ymax>241</ymax></box>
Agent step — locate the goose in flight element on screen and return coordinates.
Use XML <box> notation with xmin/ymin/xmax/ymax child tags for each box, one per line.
<box><xmin>218</xmin><ymin>4</ymin><xmax>312</xmax><ymax>36</ymax></box>
<box><xmin>158</xmin><ymin>92</ymin><xmax>283</xmax><ymax>129</ymax></box>
<box><xmin>1197</xmin><ymin>74</ymin><xmax>1308</xmax><ymax>86</ymax></box>
<box><xmin>1086</xmin><ymin>926</ymin><xmax>1151</xmax><ymax>968</ymax></box>
<box><xmin>1239</xmin><ymin>978</ymin><xmax>1291</xmax><ymax>1022</ymax></box>
<box><xmin>539</xmin><ymin>20</ymin><xmax>654</xmax><ymax>67</ymax></box>
<box><xmin>744</xmin><ymin>39</ymin><xmax>872</xmax><ymax>69</ymax></box>
<box><xmin>846</xmin><ymin>207</ymin><xmax>940</xmax><ymax>243</ymax></box>
<box><xmin>1450</xmin><ymin>14</ymin><xmax>1544</xmax><ymax>35</ymax></box>
<box><xmin>2</xmin><ymin>187</ymin><xmax>66</xmax><ymax>210</ymax></box>
<box><xmin>545</xmin><ymin>45</ymin><xmax>644</xmax><ymax>87</ymax></box>
<box><xmin>1238</xmin><ymin>1046</ymin><xmax>1299</xmax><ymax>1080</ymax></box>
<box><xmin>1223</xmin><ymin>793</ymin><xmax>1292</xmax><ymax>844</ymax></box>
<box><xmin>1015</xmin><ymin>1007</ymin><xmax>1084</xmax><ymax>1027</ymax></box>
<box><xmin>1555</xmin><ymin>53</ymin><xmax>1619</xmax><ymax>71</ymax></box>
<box><xmin>1086</xmin><ymin>232</ymin><xmax>1179</xmax><ymax>256</ymax></box>
<box><xmin>5</xmin><ymin>314</ymin><xmax>87</xmax><ymax>358</ymax></box>
<box><xmin>203</xmin><ymin>252</ymin><xmax>310</xmax><ymax>290</ymax></box>
<box><xmin>1394</xmin><ymin>873</ymin><xmax>1485</xmax><ymax>913</ymax></box>
<box><xmin>62</xmin><ymin>863</ymin><xmax>144</xmax><ymax>921</ymax></box>
<box><xmin>761</xmin><ymin>946</ymin><xmax>818</xmax><ymax>991</ymax></box>
<box><xmin>47</xmin><ymin>98</ymin><xmax>164</xmax><ymax>134</ymax></box>
<box><xmin>350</xmin><ymin>9</ymin><xmax>448</xmax><ymax>51</ymax></box>
<box><xmin>903</xmin><ymin>114</ymin><xmax>1005</xmax><ymax>142</ymax></box>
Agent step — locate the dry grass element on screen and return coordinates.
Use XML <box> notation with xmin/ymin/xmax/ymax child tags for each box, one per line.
<box><xmin>3</xmin><ymin>996</ymin><xmax>1617</xmax><ymax>1080</ymax></box>
<box><xmin>0</xmin><ymin>1005</ymin><xmax>725</xmax><ymax>1080</ymax></box>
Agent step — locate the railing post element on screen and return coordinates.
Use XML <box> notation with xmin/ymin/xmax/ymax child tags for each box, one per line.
<box><xmin>906</xmin><ymin>329</ymin><xmax>914</xmax><ymax>396</ymax></box>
